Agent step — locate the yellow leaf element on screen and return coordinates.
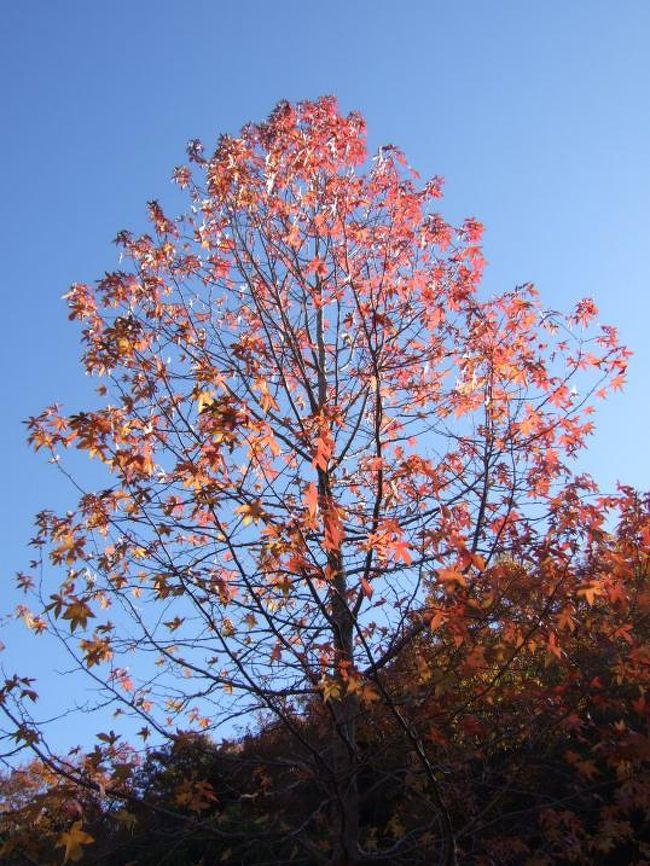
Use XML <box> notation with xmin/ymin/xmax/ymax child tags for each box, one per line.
<box><xmin>235</xmin><ymin>500</ymin><xmax>266</xmax><ymax>526</ymax></box>
<box><xmin>56</xmin><ymin>821</ymin><xmax>94</xmax><ymax>863</ymax></box>
<box><xmin>320</xmin><ymin>677</ymin><xmax>341</xmax><ymax>703</ymax></box>
<box><xmin>196</xmin><ymin>390</ymin><xmax>214</xmax><ymax>413</ymax></box>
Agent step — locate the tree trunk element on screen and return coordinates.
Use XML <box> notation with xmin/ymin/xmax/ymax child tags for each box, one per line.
<box><xmin>330</xmin><ymin>564</ymin><xmax>360</xmax><ymax>866</ymax></box>
<box><xmin>330</xmin><ymin>691</ymin><xmax>360</xmax><ymax>866</ymax></box>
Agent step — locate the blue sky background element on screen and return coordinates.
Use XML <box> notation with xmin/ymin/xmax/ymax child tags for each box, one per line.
<box><xmin>2</xmin><ymin>0</ymin><xmax>649</xmax><ymax>752</ymax></box>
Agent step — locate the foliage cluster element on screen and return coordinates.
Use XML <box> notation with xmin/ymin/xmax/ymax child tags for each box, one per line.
<box><xmin>0</xmin><ymin>98</ymin><xmax>647</xmax><ymax>865</ymax></box>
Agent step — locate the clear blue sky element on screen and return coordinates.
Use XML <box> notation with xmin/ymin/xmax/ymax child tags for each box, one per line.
<box><xmin>2</xmin><ymin>0</ymin><xmax>649</xmax><ymax>752</ymax></box>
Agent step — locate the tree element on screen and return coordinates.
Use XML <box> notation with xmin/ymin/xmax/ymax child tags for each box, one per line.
<box><xmin>2</xmin><ymin>96</ymin><xmax>642</xmax><ymax>865</ymax></box>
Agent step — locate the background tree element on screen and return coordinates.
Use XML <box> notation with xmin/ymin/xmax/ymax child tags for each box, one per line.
<box><xmin>1</xmin><ymin>97</ymin><xmax>641</xmax><ymax>865</ymax></box>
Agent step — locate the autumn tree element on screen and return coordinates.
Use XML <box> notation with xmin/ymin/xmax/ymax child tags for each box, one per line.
<box><xmin>2</xmin><ymin>97</ymin><xmax>643</xmax><ymax>865</ymax></box>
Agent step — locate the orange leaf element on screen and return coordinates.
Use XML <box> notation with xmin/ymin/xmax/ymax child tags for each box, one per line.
<box><xmin>303</xmin><ymin>482</ymin><xmax>319</xmax><ymax>518</ymax></box>
<box><xmin>438</xmin><ymin>569</ymin><xmax>467</xmax><ymax>588</ymax></box>
<box><xmin>312</xmin><ymin>433</ymin><xmax>333</xmax><ymax>471</ymax></box>
<box><xmin>360</xmin><ymin>578</ymin><xmax>373</xmax><ymax>599</ymax></box>
<box><xmin>576</xmin><ymin>583</ymin><xmax>602</xmax><ymax>606</ymax></box>
<box><xmin>323</xmin><ymin>509</ymin><xmax>344</xmax><ymax>552</ymax></box>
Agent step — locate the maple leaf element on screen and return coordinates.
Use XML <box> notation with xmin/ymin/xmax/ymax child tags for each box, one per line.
<box><xmin>546</xmin><ymin>632</ymin><xmax>562</xmax><ymax>659</ymax></box>
<box><xmin>576</xmin><ymin>583</ymin><xmax>602</xmax><ymax>606</ymax></box>
<box><xmin>556</xmin><ymin>606</ymin><xmax>576</xmax><ymax>632</ymax></box>
<box><xmin>345</xmin><ymin>676</ymin><xmax>363</xmax><ymax>695</ymax></box>
<box><xmin>390</xmin><ymin>538</ymin><xmax>412</xmax><ymax>565</ymax></box>
<box><xmin>196</xmin><ymin>390</ymin><xmax>215</xmax><ymax>413</ymax></box>
<box><xmin>312</xmin><ymin>434</ymin><xmax>333</xmax><ymax>471</ymax></box>
<box><xmin>320</xmin><ymin>677</ymin><xmax>341</xmax><ymax>703</ymax></box>
<box><xmin>438</xmin><ymin>569</ymin><xmax>467</xmax><ymax>588</ymax></box>
<box><xmin>307</xmin><ymin>257</ymin><xmax>328</xmax><ymax>278</ymax></box>
<box><xmin>323</xmin><ymin>507</ymin><xmax>345</xmax><ymax>551</ymax></box>
<box><xmin>303</xmin><ymin>482</ymin><xmax>319</xmax><ymax>518</ymax></box>
<box><xmin>235</xmin><ymin>500</ymin><xmax>266</xmax><ymax>526</ymax></box>
<box><xmin>60</xmin><ymin>599</ymin><xmax>95</xmax><ymax>633</ymax></box>
<box><xmin>55</xmin><ymin>821</ymin><xmax>94</xmax><ymax>863</ymax></box>
<box><xmin>174</xmin><ymin>778</ymin><xmax>218</xmax><ymax>812</ymax></box>
<box><xmin>79</xmin><ymin>636</ymin><xmax>112</xmax><ymax>667</ymax></box>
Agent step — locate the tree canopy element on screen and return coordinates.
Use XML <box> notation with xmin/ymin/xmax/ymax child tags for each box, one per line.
<box><xmin>1</xmin><ymin>97</ymin><xmax>647</xmax><ymax>866</ymax></box>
